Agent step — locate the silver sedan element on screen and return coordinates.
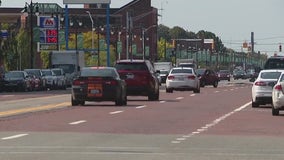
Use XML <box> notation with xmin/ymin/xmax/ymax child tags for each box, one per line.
<box><xmin>165</xmin><ymin>67</ymin><xmax>200</xmax><ymax>93</ymax></box>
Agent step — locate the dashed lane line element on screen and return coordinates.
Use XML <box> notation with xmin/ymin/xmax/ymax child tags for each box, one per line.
<box><xmin>1</xmin><ymin>134</ymin><xmax>29</xmax><ymax>140</ymax></box>
<box><xmin>69</xmin><ymin>120</ymin><xmax>87</xmax><ymax>125</ymax></box>
<box><xmin>109</xmin><ymin>111</ymin><xmax>124</xmax><ymax>115</ymax></box>
<box><xmin>136</xmin><ymin>105</ymin><xmax>147</xmax><ymax>109</ymax></box>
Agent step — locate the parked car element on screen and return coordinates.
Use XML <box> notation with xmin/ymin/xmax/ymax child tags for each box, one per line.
<box><xmin>251</xmin><ymin>69</ymin><xmax>284</xmax><ymax>108</ymax></box>
<box><xmin>24</xmin><ymin>69</ymin><xmax>47</xmax><ymax>90</ymax></box>
<box><xmin>114</xmin><ymin>59</ymin><xmax>160</xmax><ymax>101</ymax></box>
<box><xmin>3</xmin><ymin>71</ymin><xmax>32</xmax><ymax>92</ymax></box>
<box><xmin>165</xmin><ymin>67</ymin><xmax>200</xmax><ymax>93</ymax></box>
<box><xmin>196</xmin><ymin>68</ymin><xmax>219</xmax><ymax>88</ymax></box>
<box><xmin>272</xmin><ymin>72</ymin><xmax>284</xmax><ymax>115</ymax></box>
<box><xmin>71</xmin><ymin>67</ymin><xmax>127</xmax><ymax>106</ymax></box>
<box><xmin>41</xmin><ymin>69</ymin><xmax>58</xmax><ymax>90</ymax></box>
<box><xmin>26</xmin><ymin>73</ymin><xmax>41</xmax><ymax>91</ymax></box>
<box><xmin>51</xmin><ymin>68</ymin><xmax>67</xmax><ymax>90</ymax></box>
<box><xmin>218</xmin><ymin>70</ymin><xmax>231</xmax><ymax>81</ymax></box>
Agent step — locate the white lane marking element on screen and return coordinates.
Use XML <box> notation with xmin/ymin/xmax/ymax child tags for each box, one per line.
<box><xmin>176</xmin><ymin>97</ymin><xmax>184</xmax><ymax>100</ymax></box>
<box><xmin>159</xmin><ymin>101</ymin><xmax>166</xmax><ymax>103</ymax></box>
<box><xmin>1</xmin><ymin>95</ymin><xmax>15</xmax><ymax>98</ymax></box>
<box><xmin>190</xmin><ymin>94</ymin><xmax>196</xmax><ymax>97</ymax></box>
<box><xmin>171</xmin><ymin>101</ymin><xmax>252</xmax><ymax>144</ymax></box>
<box><xmin>2</xmin><ymin>134</ymin><xmax>29</xmax><ymax>140</ymax></box>
<box><xmin>109</xmin><ymin>111</ymin><xmax>124</xmax><ymax>115</ymax></box>
<box><xmin>215</xmin><ymin>91</ymin><xmax>220</xmax><ymax>93</ymax></box>
<box><xmin>69</xmin><ymin>120</ymin><xmax>87</xmax><ymax>125</ymax></box>
<box><xmin>136</xmin><ymin>105</ymin><xmax>146</xmax><ymax>109</ymax></box>
<box><xmin>171</xmin><ymin>141</ymin><xmax>181</xmax><ymax>144</ymax></box>
<box><xmin>230</xmin><ymin>89</ymin><xmax>234</xmax><ymax>91</ymax></box>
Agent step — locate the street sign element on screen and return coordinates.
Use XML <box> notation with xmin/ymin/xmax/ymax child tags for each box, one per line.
<box><xmin>145</xmin><ymin>46</ymin><xmax>150</xmax><ymax>56</ymax></box>
<box><xmin>117</xmin><ymin>41</ymin><xmax>122</xmax><ymax>53</ymax></box>
<box><xmin>77</xmin><ymin>33</ymin><xmax>83</xmax><ymax>49</ymax></box>
<box><xmin>99</xmin><ymin>39</ymin><xmax>105</xmax><ymax>51</ymax></box>
<box><xmin>132</xmin><ymin>44</ymin><xmax>137</xmax><ymax>55</ymax></box>
<box><xmin>1</xmin><ymin>30</ymin><xmax>8</xmax><ymax>39</ymax></box>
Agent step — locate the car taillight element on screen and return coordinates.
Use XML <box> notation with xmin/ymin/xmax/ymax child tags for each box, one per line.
<box><xmin>105</xmin><ymin>80</ymin><xmax>118</xmax><ymax>85</ymax></box>
<box><xmin>254</xmin><ymin>81</ymin><xmax>267</xmax><ymax>86</ymax></box>
<box><xmin>73</xmin><ymin>80</ymin><xmax>87</xmax><ymax>86</ymax></box>
<box><xmin>274</xmin><ymin>84</ymin><xmax>283</xmax><ymax>91</ymax></box>
<box><xmin>168</xmin><ymin>76</ymin><xmax>175</xmax><ymax>80</ymax></box>
<box><xmin>188</xmin><ymin>75</ymin><xmax>196</xmax><ymax>80</ymax></box>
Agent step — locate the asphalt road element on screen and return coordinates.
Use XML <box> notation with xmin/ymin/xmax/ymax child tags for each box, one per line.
<box><xmin>1</xmin><ymin>79</ymin><xmax>284</xmax><ymax>160</ymax></box>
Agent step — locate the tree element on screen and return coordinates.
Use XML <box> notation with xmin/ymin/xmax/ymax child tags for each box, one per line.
<box><xmin>169</xmin><ymin>26</ymin><xmax>188</xmax><ymax>39</ymax></box>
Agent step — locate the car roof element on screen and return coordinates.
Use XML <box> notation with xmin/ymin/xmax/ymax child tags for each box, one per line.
<box><xmin>116</xmin><ymin>59</ymin><xmax>147</xmax><ymax>63</ymax></box>
<box><xmin>259</xmin><ymin>69</ymin><xmax>284</xmax><ymax>73</ymax></box>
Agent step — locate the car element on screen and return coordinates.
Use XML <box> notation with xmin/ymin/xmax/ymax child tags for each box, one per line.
<box><xmin>264</xmin><ymin>56</ymin><xmax>284</xmax><ymax>69</ymax></box>
<box><xmin>218</xmin><ymin>70</ymin><xmax>230</xmax><ymax>81</ymax></box>
<box><xmin>71</xmin><ymin>67</ymin><xmax>127</xmax><ymax>106</ymax></box>
<box><xmin>3</xmin><ymin>71</ymin><xmax>32</xmax><ymax>92</ymax></box>
<box><xmin>196</xmin><ymin>68</ymin><xmax>219</xmax><ymax>88</ymax></box>
<box><xmin>165</xmin><ymin>67</ymin><xmax>200</xmax><ymax>93</ymax></box>
<box><xmin>251</xmin><ymin>69</ymin><xmax>284</xmax><ymax>108</ymax></box>
<box><xmin>272</xmin><ymin>72</ymin><xmax>284</xmax><ymax>115</ymax></box>
<box><xmin>24</xmin><ymin>69</ymin><xmax>47</xmax><ymax>90</ymax></box>
<box><xmin>159</xmin><ymin>70</ymin><xmax>169</xmax><ymax>83</ymax></box>
<box><xmin>233</xmin><ymin>69</ymin><xmax>247</xmax><ymax>80</ymax></box>
<box><xmin>51</xmin><ymin>68</ymin><xmax>67</xmax><ymax>90</ymax></box>
<box><xmin>41</xmin><ymin>69</ymin><xmax>58</xmax><ymax>90</ymax></box>
<box><xmin>114</xmin><ymin>59</ymin><xmax>160</xmax><ymax>101</ymax></box>
<box><xmin>26</xmin><ymin>73</ymin><xmax>41</xmax><ymax>91</ymax></box>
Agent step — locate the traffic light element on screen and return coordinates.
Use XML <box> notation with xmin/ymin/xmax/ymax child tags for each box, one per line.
<box><xmin>279</xmin><ymin>44</ymin><xmax>282</xmax><ymax>52</ymax></box>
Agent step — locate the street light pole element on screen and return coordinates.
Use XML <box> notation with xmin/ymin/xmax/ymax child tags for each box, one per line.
<box><xmin>142</xmin><ymin>25</ymin><xmax>156</xmax><ymax>60</ymax></box>
<box><xmin>24</xmin><ymin>0</ymin><xmax>39</xmax><ymax>69</ymax></box>
<box><xmin>86</xmin><ymin>11</ymin><xmax>94</xmax><ymax>54</ymax></box>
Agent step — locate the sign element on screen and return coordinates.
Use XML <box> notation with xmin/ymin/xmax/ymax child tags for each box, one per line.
<box><xmin>39</xmin><ymin>43</ymin><xmax>57</xmax><ymax>51</ymax></box>
<box><xmin>145</xmin><ymin>46</ymin><xmax>150</xmax><ymax>56</ymax></box>
<box><xmin>99</xmin><ymin>39</ymin><xmax>105</xmax><ymax>50</ymax></box>
<box><xmin>39</xmin><ymin>17</ymin><xmax>58</xmax><ymax>28</ymax></box>
<box><xmin>1</xmin><ymin>30</ymin><xmax>8</xmax><ymax>39</ymax></box>
<box><xmin>117</xmin><ymin>41</ymin><xmax>122</xmax><ymax>53</ymax></box>
<box><xmin>38</xmin><ymin>16</ymin><xmax>59</xmax><ymax>51</ymax></box>
<box><xmin>132</xmin><ymin>44</ymin><xmax>137</xmax><ymax>55</ymax></box>
<box><xmin>63</xmin><ymin>0</ymin><xmax>111</xmax><ymax>4</ymax></box>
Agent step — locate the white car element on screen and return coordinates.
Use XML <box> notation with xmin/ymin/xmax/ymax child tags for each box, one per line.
<box><xmin>51</xmin><ymin>68</ymin><xmax>67</xmax><ymax>90</ymax></box>
<box><xmin>166</xmin><ymin>67</ymin><xmax>200</xmax><ymax>93</ymax></box>
<box><xmin>251</xmin><ymin>69</ymin><xmax>284</xmax><ymax>108</ymax></box>
<box><xmin>272</xmin><ymin>72</ymin><xmax>284</xmax><ymax>116</ymax></box>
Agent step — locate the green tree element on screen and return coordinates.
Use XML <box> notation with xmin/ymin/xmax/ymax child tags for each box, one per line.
<box><xmin>16</xmin><ymin>28</ymin><xmax>30</xmax><ymax>70</ymax></box>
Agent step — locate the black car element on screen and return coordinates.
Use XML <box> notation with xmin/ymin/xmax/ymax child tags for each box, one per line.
<box><xmin>114</xmin><ymin>59</ymin><xmax>160</xmax><ymax>101</ymax></box>
<box><xmin>3</xmin><ymin>71</ymin><xmax>32</xmax><ymax>92</ymax></box>
<box><xmin>71</xmin><ymin>67</ymin><xmax>127</xmax><ymax>106</ymax></box>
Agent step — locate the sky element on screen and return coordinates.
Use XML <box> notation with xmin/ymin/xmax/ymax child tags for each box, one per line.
<box><xmin>1</xmin><ymin>0</ymin><xmax>284</xmax><ymax>56</ymax></box>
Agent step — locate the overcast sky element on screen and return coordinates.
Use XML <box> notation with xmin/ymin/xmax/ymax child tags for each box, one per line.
<box><xmin>1</xmin><ymin>0</ymin><xmax>284</xmax><ymax>56</ymax></box>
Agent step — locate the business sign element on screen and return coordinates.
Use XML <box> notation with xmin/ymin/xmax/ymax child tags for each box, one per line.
<box><xmin>1</xmin><ymin>30</ymin><xmax>8</xmax><ymax>39</ymax></box>
<box><xmin>38</xmin><ymin>16</ymin><xmax>59</xmax><ymax>50</ymax></box>
<box><xmin>63</xmin><ymin>0</ymin><xmax>111</xmax><ymax>4</ymax></box>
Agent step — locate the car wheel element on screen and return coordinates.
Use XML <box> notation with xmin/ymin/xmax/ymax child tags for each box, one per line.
<box><xmin>252</xmin><ymin>101</ymin><xmax>259</xmax><ymax>108</ymax></box>
<box><xmin>166</xmin><ymin>88</ymin><xmax>173</xmax><ymax>93</ymax></box>
<box><xmin>200</xmin><ymin>81</ymin><xmax>205</xmax><ymax>87</ymax></box>
<box><xmin>71</xmin><ymin>97</ymin><xmax>79</xmax><ymax>106</ymax></box>
<box><xmin>213</xmin><ymin>81</ymin><xmax>218</xmax><ymax>88</ymax></box>
<box><xmin>193</xmin><ymin>86</ymin><xmax>200</xmax><ymax>93</ymax></box>
<box><xmin>148</xmin><ymin>90</ymin><xmax>159</xmax><ymax>101</ymax></box>
<box><xmin>115</xmin><ymin>93</ymin><xmax>124</xmax><ymax>106</ymax></box>
<box><xmin>272</xmin><ymin>105</ymin><xmax>279</xmax><ymax>116</ymax></box>
<box><xmin>80</xmin><ymin>101</ymin><xmax>85</xmax><ymax>106</ymax></box>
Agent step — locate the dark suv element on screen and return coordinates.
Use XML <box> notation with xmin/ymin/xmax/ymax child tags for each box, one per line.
<box><xmin>114</xmin><ymin>59</ymin><xmax>160</xmax><ymax>101</ymax></box>
<box><xmin>264</xmin><ymin>56</ymin><xmax>284</xmax><ymax>69</ymax></box>
<box><xmin>196</xmin><ymin>68</ymin><xmax>219</xmax><ymax>88</ymax></box>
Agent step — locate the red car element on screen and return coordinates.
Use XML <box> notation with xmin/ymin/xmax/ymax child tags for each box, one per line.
<box><xmin>196</xmin><ymin>68</ymin><xmax>219</xmax><ymax>88</ymax></box>
<box><xmin>114</xmin><ymin>59</ymin><xmax>160</xmax><ymax>101</ymax></box>
<box><xmin>218</xmin><ymin>70</ymin><xmax>231</xmax><ymax>81</ymax></box>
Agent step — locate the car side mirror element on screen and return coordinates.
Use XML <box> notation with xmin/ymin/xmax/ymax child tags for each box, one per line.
<box><xmin>249</xmin><ymin>77</ymin><xmax>256</xmax><ymax>82</ymax></box>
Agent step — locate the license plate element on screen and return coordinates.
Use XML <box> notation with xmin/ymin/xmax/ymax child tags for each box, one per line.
<box><xmin>126</xmin><ymin>74</ymin><xmax>134</xmax><ymax>79</ymax></box>
<box><xmin>177</xmin><ymin>77</ymin><xmax>184</xmax><ymax>81</ymax></box>
<box><xmin>90</xmin><ymin>89</ymin><xmax>100</xmax><ymax>94</ymax></box>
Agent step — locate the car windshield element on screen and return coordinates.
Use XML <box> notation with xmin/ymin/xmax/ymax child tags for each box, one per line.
<box><xmin>260</xmin><ymin>72</ymin><xmax>281</xmax><ymax>79</ymax></box>
<box><xmin>171</xmin><ymin>68</ymin><xmax>193</xmax><ymax>74</ymax></box>
<box><xmin>264</xmin><ymin>58</ymin><xmax>284</xmax><ymax>69</ymax></box>
<box><xmin>24</xmin><ymin>69</ymin><xmax>41</xmax><ymax>77</ymax></box>
<box><xmin>196</xmin><ymin>69</ymin><xmax>206</xmax><ymax>75</ymax></box>
<box><xmin>5</xmin><ymin>72</ymin><xmax>24</xmax><ymax>78</ymax></box>
<box><xmin>42</xmin><ymin>70</ymin><xmax>52</xmax><ymax>76</ymax></box>
<box><xmin>219</xmin><ymin>70</ymin><xmax>229</xmax><ymax>74</ymax></box>
<box><xmin>160</xmin><ymin>70</ymin><xmax>169</xmax><ymax>74</ymax></box>
<box><xmin>52</xmin><ymin>70</ymin><xmax>62</xmax><ymax>76</ymax></box>
<box><xmin>115</xmin><ymin>63</ymin><xmax>148</xmax><ymax>71</ymax></box>
<box><xmin>80</xmin><ymin>68</ymin><xmax>118</xmax><ymax>78</ymax></box>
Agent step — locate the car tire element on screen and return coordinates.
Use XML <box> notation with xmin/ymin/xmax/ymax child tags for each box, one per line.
<box><xmin>213</xmin><ymin>81</ymin><xmax>218</xmax><ymax>88</ymax></box>
<box><xmin>115</xmin><ymin>93</ymin><xmax>124</xmax><ymax>106</ymax></box>
<box><xmin>200</xmin><ymin>81</ymin><xmax>205</xmax><ymax>87</ymax></box>
<box><xmin>71</xmin><ymin>97</ymin><xmax>79</xmax><ymax>106</ymax></box>
<box><xmin>193</xmin><ymin>86</ymin><xmax>200</xmax><ymax>93</ymax></box>
<box><xmin>166</xmin><ymin>88</ymin><xmax>173</xmax><ymax>93</ymax></box>
<box><xmin>148</xmin><ymin>90</ymin><xmax>159</xmax><ymax>101</ymax></box>
<box><xmin>272</xmin><ymin>105</ymin><xmax>279</xmax><ymax>116</ymax></box>
<box><xmin>80</xmin><ymin>101</ymin><xmax>85</xmax><ymax>106</ymax></box>
<box><xmin>252</xmin><ymin>101</ymin><xmax>259</xmax><ymax>108</ymax></box>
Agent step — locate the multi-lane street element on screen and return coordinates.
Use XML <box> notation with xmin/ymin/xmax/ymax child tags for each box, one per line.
<box><xmin>0</xmin><ymin>80</ymin><xmax>284</xmax><ymax>160</ymax></box>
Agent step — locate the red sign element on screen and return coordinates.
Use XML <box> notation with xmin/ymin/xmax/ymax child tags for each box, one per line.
<box><xmin>46</xmin><ymin>37</ymin><xmax>57</xmax><ymax>43</ymax></box>
<box><xmin>46</xmin><ymin>29</ymin><xmax>57</xmax><ymax>36</ymax></box>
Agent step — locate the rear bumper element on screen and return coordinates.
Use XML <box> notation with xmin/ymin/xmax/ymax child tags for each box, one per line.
<box><xmin>72</xmin><ymin>87</ymin><xmax>120</xmax><ymax>102</ymax></box>
<box><xmin>126</xmin><ymin>85</ymin><xmax>153</xmax><ymax>96</ymax></box>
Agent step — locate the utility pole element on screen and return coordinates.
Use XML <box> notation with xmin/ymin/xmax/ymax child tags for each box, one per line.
<box><xmin>251</xmin><ymin>32</ymin><xmax>254</xmax><ymax>53</ymax></box>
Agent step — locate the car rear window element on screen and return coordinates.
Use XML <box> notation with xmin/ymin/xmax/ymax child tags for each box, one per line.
<box><xmin>171</xmin><ymin>69</ymin><xmax>193</xmax><ymax>74</ymax></box>
<box><xmin>264</xmin><ymin>58</ymin><xmax>284</xmax><ymax>69</ymax></box>
<box><xmin>260</xmin><ymin>72</ymin><xmax>281</xmax><ymax>79</ymax></box>
<box><xmin>81</xmin><ymin>68</ymin><xmax>117</xmax><ymax>78</ymax></box>
<box><xmin>115</xmin><ymin>63</ymin><xmax>148</xmax><ymax>71</ymax></box>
